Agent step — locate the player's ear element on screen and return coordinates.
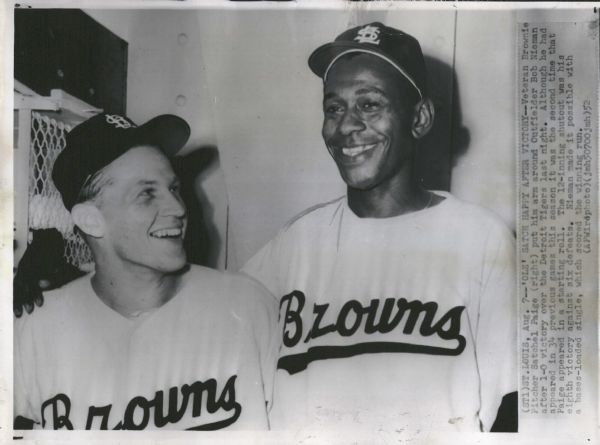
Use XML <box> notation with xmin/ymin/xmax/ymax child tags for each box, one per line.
<box><xmin>71</xmin><ymin>203</ymin><xmax>104</xmax><ymax>238</ymax></box>
<box><xmin>411</xmin><ymin>97</ymin><xmax>435</xmax><ymax>139</ymax></box>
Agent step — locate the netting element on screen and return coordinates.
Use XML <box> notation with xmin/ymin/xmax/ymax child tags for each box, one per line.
<box><xmin>28</xmin><ymin>111</ymin><xmax>94</xmax><ymax>271</ymax></box>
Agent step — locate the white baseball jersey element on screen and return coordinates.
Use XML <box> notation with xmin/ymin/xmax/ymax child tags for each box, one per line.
<box><xmin>14</xmin><ymin>265</ymin><xmax>279</xmax><ymax>430</ymax></box>
<box><xmin>242</xmin><ymin>192</ymin><xmax>516</xmax><ymax>432</ymax></box>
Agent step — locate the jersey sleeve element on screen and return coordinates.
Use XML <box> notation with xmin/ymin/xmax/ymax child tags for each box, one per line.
<box><xmin>241</xmin><ymin>234</ymin><xmax>283</xmax><ymax>299</ymax></box>
<box><xmin>238</xmin><ymin>276</ymin><xmax>280</xmax><ymax>418</ymax></box>
<box><xmin>256</xmin><ymin>284</ymin><xmax>280</xmax><ymax>417</ymax></box>
<box><xmin>475</xmin><ymin>221</ymin><xmax>518</xmax><ymax>431</ymax></box>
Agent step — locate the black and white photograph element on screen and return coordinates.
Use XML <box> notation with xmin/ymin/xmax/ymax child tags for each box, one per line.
<box><xmin>2</xmin><ymin>1</ymin><xmax>598</xmax><ymax>444</ymax></box>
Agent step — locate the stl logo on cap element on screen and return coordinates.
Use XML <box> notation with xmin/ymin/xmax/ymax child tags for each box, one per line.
<box><xmin>105</xmin><ymin>114</ymin><xmax>136</xmax><ymax>129</ymax></box>
<box><xmin>354</xmin><ymin>25</ymin><xmax>381</xmax><ymax>45</ymax></box>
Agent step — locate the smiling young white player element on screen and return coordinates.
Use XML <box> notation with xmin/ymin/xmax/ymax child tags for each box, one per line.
<box><xmin>14</xmin><ymin>113</ymin><xmax>278</xmax><ymax>430</ymax></box>
<box><xmin>243</xmin><ymin>23</ymin><xmax>517</xmax><ymax>432</ymax></box>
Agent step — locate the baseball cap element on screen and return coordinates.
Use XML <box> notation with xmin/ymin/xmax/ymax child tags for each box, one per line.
<box><xmin>52</xmin><ymin>113</ymin><xmax>190</xmax><ymax>211</ymax></box>
<box><xmin>308</xmin><ymin>22</ymin><xmax>426</xmax><ymax>99</ymax></box>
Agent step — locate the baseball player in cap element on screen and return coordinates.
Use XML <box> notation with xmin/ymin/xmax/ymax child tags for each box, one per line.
<box><xmin>243</xmin><ymin>23</ymin><xmax>517</xmax><ymax>432</ymax></box>
<box><xmin>14</xmin><ymin>113</ymin><xmax>278</xmax><ymax>430</ymax></box>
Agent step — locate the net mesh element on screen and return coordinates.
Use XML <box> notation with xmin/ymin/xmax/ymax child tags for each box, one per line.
<box><xmin>28</xmin><ymin>111</ymin><xmax>94</xmax><ymax>271</ymax></box>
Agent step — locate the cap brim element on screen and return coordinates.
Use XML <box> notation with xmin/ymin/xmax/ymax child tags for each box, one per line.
<box><xmin>308</xmin><ymin>41</ymin><xmax>389</xmax><ymax>78</ymax></box>
<box><xmin>135</xmin><ymin>114</ymin><xmax>191</xmax><ymax>157</ymax></box>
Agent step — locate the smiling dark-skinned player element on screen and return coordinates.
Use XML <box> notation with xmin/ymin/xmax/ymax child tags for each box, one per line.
<box><xmin>243</xmin><ymin>22</ymin><xmax>517</xmax><ymax>432</ymax></box>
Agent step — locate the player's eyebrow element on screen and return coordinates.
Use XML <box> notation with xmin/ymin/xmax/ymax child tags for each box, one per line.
<box><xmin>355</xmin><ymin>86</ymin><xmax>386</xmax><ymax>96</ymax></box>
<box><xmin>324</xmin><ymin>86</ymin><xmax>386</xmax><ymax>101</ymax></box>
<box><xmin>134</xmin><ymin>177</ymin><xmax>180</xmax><ymax>188</ymax></box>
<box><xmin>136</xmin><ymin>179</ymin><xmax>159</xmax><ymax>186</ymax></box>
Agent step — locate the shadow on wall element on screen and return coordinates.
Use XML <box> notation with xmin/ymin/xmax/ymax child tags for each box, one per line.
<box><xmin>415</xmin><ymin>55</ymin><xmax>470</xmax><ymax>191</ymax></box>
<box><xmin>171</xmin><ymin>146</ymin><xmax>221</xmax><ymax>268</ymax></box>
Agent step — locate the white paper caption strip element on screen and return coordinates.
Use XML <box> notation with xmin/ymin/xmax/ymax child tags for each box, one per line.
<box><xmin>517</xmin><ymin>20</ymin><xmax>599</xmax><ymax>433</ymax></box>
